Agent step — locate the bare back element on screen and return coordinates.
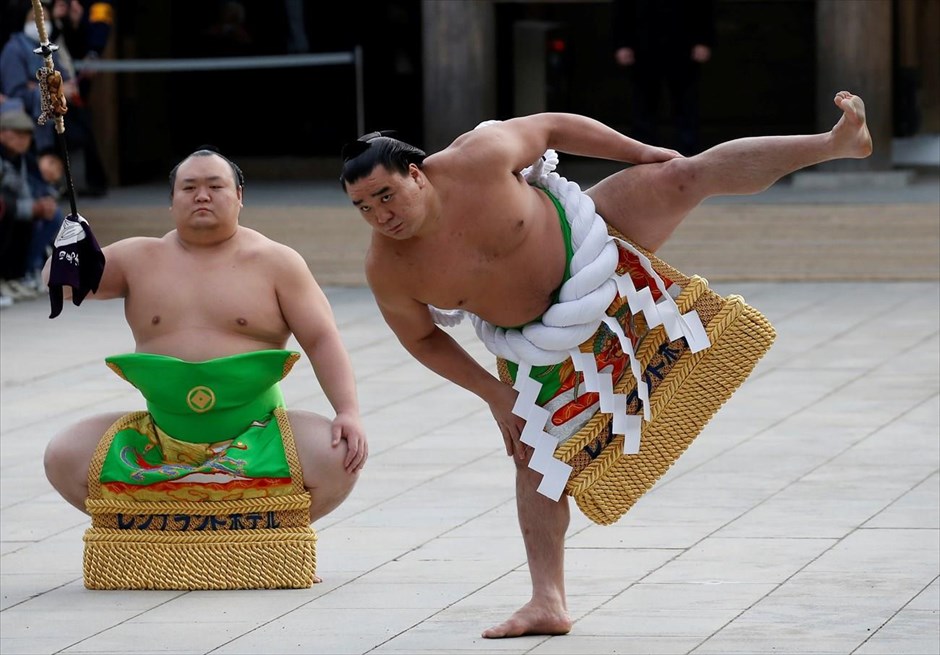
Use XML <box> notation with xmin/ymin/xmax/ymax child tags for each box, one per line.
<box><xmin>106</xmin><ymin>228</ymin><xmax>293</xmax><ymax>360</ymax></box>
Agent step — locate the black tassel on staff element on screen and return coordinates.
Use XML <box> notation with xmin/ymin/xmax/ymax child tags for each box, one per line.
<box><xmin>30</xmin><ymin>0</ymin><xmax>106</xmax><ymax>318</ymax></box>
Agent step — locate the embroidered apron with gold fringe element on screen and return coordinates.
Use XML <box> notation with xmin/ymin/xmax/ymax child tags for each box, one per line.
<box><xmin>430</xmin><ymin>129</ymin><xmax>776</xmax><ymax>526</ymax></box>
<box><xmin>497</xmin><ymin>234</ymin><xmax>776</xmax><ymax>525</ymax></box>
<box><xmin>82</xmin><ymin>350</ymin><xmax>317</xmax><ymax>590</ymax></box>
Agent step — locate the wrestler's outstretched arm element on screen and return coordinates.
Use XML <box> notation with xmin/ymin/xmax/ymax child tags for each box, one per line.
<box><xmin>275</xmin><ymin>244</ymin><xmax>368</xmax><ymax>472</ymax></box>
<box><xmin>367</xmin><ymin>268</ymin><xmax>527</xmax><ymax>460</ymax></box>
<box><xmin>41</xmin><ymin>236</ymin><xmax>145</xmax><ymax>301</ymax></box>
<box><xmin>448</xmin><ymin>112</ymin><xmax>683</xmax><ymax>176</ymax></box>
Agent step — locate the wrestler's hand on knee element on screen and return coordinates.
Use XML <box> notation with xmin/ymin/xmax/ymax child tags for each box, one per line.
<box><xmin>487</xmin><ymin>386</ymin><xmax>527</xmax><ymax>460</ymax></box>
<box><xmin>497</xmin><ymin>419</ymin><xmax>528</xmax><ymax>461</ymax></box>
<box><xmin>331</xmin><ymin>412</ymin><xmax>368</xmax><ymax>473</ymax></box>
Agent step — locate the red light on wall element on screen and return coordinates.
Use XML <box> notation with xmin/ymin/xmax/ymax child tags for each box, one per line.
<box><xmin>549</xmin><ymin>38</ymin><xmax>566</xmax><ymax>53</ymax></box>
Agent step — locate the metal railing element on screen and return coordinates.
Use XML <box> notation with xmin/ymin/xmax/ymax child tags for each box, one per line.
<box><xmin>73</xmin><ymin>47</ymin><xmax>365</xmax><ymax>136</ymax></box>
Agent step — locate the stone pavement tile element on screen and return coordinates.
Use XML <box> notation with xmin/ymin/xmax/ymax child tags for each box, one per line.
<box><xmin>2</xmin><ymin>570</ymin><xmax>82</xmax><ymax>611</ymax></box>
<box><xmin>568</xmin><ymin>522</ymin><xmax>710</xmax><ymax>549</ymax></box>
<box><xmin>0</xmin><ymin>638</ymin><xmax>93</xmax><ymax>655</ymax></box>
<box><xmin>313</xmin><ymin>580</ymin><xmax>478</xmax><ymax>610</ymax></box>
<box><xmin>866</xmin><ymin>472</ymin><xmax>940</xmax><ymax>529</ymax></box>
<box><xmin>644</xmin><ymin>537</ymin><xmax>837</xmax><ymax>585</ymax></box>
<box><xmin>692</xmin><ymin>610</ymin><xmax>892</xmax><ymax>654</ymax></box>
<box><xmin>692</xmin><ymin>530</ymin><xmax>940</xmax><ymax>653</ymax></box>
<box><xmin>314</xmin><ymin>525</ymin><xmax>444</xmax><ymax>574</ymax></box>
<box><xmin>374</xmin><ymin>620</ymin><xmax>552</xmax><ymax>653</ymax></box>
<box><xmin>212</xmin><ymin>606</ymin><xmax>448</xmax><ymax>654</ymax></box>
<box><xmin>528</xmin><ymin>635</ymin><xmax>704</xmax><ymax>654</ymax></box>
<box><xmin>571</xmin><ymin>605</ymin><xmax>742</xmax><ymax>638</ymax></box>
<box><xmin>854</xmin><ymin>609</ymin><xmax>940</xmax><ymax>655</ymax></box>
<box><xmin>564</xmin><ymin>548</ymin><xmax>682</xmax><ymax>596</ymax></box>
<box><xmin>371</xmin><ymin>613</ymin><xmax>548</xmax><ymax>654</ymax></box>
<box><xmin>588</xmin><ymin>501</ymin><xmax>757</xmax><ymax>542</ymax></box>
<box><xmin>2</xmin><ymin>282</ymin><xmax>938</xmax><ymax>655</ymax></box>
<box><xmin>606</xmin><ymin>581</ymin><xmax>778</xmax><ymax>611</ymax></box>
<box><xmin>399</xmin><ymin>534</ymin><xmax>525</xmax><ymax>568</ymax></box>
<box><xmin>1</xmin><ymin>607</ymin><xmax>150</xmax><ymax>654</ymax></box>
<box><xmin>0</xmin><ymin>526</ymin><xmax>84</xmax><ymax>580</ymax></box>
<box><xmin>63</xmin><ymin>620</ymin><xmax>291</xmax><ymax>654</ymax></box>
<box><xmin>908</xmin><ymin>578</ymin><xmax>940</xmax><ymax>611</ymax></box>
<box><xmin>806</xmin><ymin>528</ymin><xmax>939</xmax><ymax>580</ymax></box>
<box><xmin>0</xmin><ymin>461</ymin><xmax>60</xmax><ymax>508</ymax></box>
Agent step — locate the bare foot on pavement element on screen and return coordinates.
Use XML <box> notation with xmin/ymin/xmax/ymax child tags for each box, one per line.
<box><xmin>482</xmin><ymin>601</ymin><xmax>572</xmax><ymax>639</ymax></box>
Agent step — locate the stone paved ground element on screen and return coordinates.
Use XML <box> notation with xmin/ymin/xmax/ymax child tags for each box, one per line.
<box><xmin>1</xmin><ymin>171</ymin><xmax>937</xmax><ymax>655</ymax></box>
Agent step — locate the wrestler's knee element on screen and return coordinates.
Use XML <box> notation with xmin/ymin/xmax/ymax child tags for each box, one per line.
<box><xmin>288</xmin><ymin>410</ymin><xmax>360</xmax><ymax>499</ymax></box>
<box><xmin>44</xmin><ymin>420</ymin><xmax>89</xmax><ymax>485</ymax></box>
<box><xmin>44</xmin><ymin>413</ymin><xmax>122</xmax><ymax>510</ymax></box>
<box><xmin>305</xmin><ymin>455</ymin><xmax>360</xmax><ymax>523</ymax></box>
<box><xmin>648</xmin><ymin>155</ymin><xmax>703</xmax><ymax>199</ymax></box>
<box><xmin>511</xmin><ymin>449</ymin><xmax>540</xmax><ymax>479</ymax></box>
<box><xmin>43</xmin><ymin>434</ymin><xmax>68</xmax><ymax>490</ymax></box>
<box><xmin>588</xmin><ymin>157</ymin><xmax>703</xmax><ymax>230</ymax></box>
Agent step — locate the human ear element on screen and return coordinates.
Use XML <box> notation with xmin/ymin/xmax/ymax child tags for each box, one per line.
<box><xmin>409</xmin><ymin>164</ymin><xmax>424</xmax><ymax>188</ymax></box>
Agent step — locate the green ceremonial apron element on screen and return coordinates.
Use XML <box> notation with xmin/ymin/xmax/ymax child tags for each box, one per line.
<box><xmin>99</xmin><ymin>349</ymin><xmax>301</xmax><ymax>502</ymax></box>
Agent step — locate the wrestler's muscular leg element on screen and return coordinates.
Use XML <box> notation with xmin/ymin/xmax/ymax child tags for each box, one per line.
<box><xmin>44</xmin><ymin>412</ymin><xmax>128</xmax><ymax>514</ymax></box>
<box><xmin>587</xmin><ymin>91</ymin><xmax>873</xmax><ymax>252</ymax></box>
<box><xmin>483</xmin><ymin>455</ymin><xmax>573</xmax><ymax>639</ymax></box>
<box><xmin>287</xmin><ymin>410</ymin><xmax>360</xmax><ymax>523</ymax></box>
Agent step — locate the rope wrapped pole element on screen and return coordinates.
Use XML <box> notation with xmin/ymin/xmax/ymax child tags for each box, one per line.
<box><xmin>30</xmin><ymin>0</ymin><xmax>78</xmax><ymax>216</ymax></box>
<box><xmin>30</xmin><ymin>0</ymin><xmax>106</xmax><ymax>318</ymax></box>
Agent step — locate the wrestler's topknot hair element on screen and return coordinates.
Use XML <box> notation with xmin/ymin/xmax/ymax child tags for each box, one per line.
<box><xmin>168</xmin><ymin>145</ymin><xmax>245</xmax><ymax>199</ymax></box>
<box><xmin>339</xmin><ymin>131</ymin><xmax>426</xmax><ymax>190</ymax></box>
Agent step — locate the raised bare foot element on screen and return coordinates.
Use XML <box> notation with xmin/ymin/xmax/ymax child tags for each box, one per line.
<box><xmin>832</xmin><ymin>91</ymin><xmax>873</xmax><ymax>159</ymax></box>
<box><xmin>481</xmin><ymin>601</ymin><xmax>572</xmax><ymax>639</ymax></box>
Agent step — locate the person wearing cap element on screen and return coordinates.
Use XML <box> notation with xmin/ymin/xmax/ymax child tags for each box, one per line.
<box><xmin>0</xmin><ymin>0</ymin><xmax>80</xmax><ymax>155</ymax></box>
<box><xmin>0</xmin><ymin>97</ymin><xmax>62</xmax><ymax>304</ymax></box>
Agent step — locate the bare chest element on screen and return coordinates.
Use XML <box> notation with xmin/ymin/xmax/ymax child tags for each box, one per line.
<box><xmin>124</xmin><ymin>258</ymin><xmax>287</xmax><ymax>348</ymax></box>
<box><xmin>384</xmin><ymin>195</ymin><xmax>568</xmax><ymax>326</ymax></box>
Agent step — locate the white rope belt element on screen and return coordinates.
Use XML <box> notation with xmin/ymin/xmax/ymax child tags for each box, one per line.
<box><xmin>429</xmin><ymin>125</ymin><xmax>711</xmax><ymax>499</ymax></box>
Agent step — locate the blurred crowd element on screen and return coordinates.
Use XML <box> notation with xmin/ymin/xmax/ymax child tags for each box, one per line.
<box><xmin>0</xmin><ymin>0</ymin><xmax>113</xmax><ymax>308</ymax></box>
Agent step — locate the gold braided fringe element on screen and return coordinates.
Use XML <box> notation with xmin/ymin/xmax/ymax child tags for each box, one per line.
<box><xmin>564</xmin><ymin>234</ymin><xmax>776</xmax><ymax>525</ymax></box>
<box><xmin>570</xmin><ymin>296</ymin><xmax>775</xmax><ymax>524</ymax></box>
<box><xmin>82</xmin><ymin>407</ymin><xmax>317</xmax><ymax>590</ymax></box>
<box><xmin>501</xmin><ymin>229</ymin><xmax>776</xmax><ymax>526</ymax></box>
<box><xmin>83</xmin><ymin>528</ymin><xmax>316</xmax><ymax>590</ymax></box>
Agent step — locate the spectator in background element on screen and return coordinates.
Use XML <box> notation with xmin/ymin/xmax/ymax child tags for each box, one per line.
<box><xmin>54</xmin><ymin>0</ymin><xmax>114</xmax><ymax>100</ymax></box>
<box><xmin>613</xmin><ymin>0</ymin><xmax>716</xmax><ymax>155</ymax></box>
<box><xmin>0</xmin><ymin>97</ymin><xmax>62</xmax><ymax>304</ymax></box>
<box><xmin>28</xmin><ymin>144</ymin><xmax>65</xmax><ymax>285</ymax></box>
<box><xmin>0</xmin><ymin>0</ymin><xmax>80</xmax><ymax>156</ymax></box>
<box><xmin>50</xmin><ymin>0</ymin><xmax>111</xmax><ymax>196</ymax></box>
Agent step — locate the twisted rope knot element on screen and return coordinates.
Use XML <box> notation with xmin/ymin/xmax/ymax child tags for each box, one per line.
<box><xmin>469</xmin><ymin>168</ymin><xmax>620</xmax><ymax>365</ymax></box>
<box><xmin>430</xmin><ymin>122</ymin><xmax>621</xmax><ymax>366</ymax></box>
<box><xmin>36</xmin><ymin>67</ymin><xmax>68</xmax><ymax>125</ymax></box>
